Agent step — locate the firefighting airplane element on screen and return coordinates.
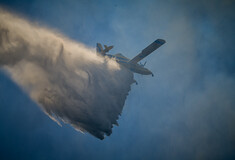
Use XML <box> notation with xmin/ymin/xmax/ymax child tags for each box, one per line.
<box><xmin>96</xmin><ymin>39</ymin><xmax>166</xmax><ymax>76</ymax></box>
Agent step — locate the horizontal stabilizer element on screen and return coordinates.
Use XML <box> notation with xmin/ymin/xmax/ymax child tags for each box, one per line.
<box><xmin>128</xmin><ymin>39</ymin><xmax>165</xmax><ymax>64</ymax></box>
<box><xmin>96</xmin><ymin>43</ymin><xmax>113</xmax><ymax>56</ymax></box>
<box><xmin>104</xmin><ymin>45</ymin><xmax>113</xmax><ymax>53</ymax></box>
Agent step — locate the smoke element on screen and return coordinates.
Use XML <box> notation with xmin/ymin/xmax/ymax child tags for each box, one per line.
<box><xmin>0</xmin><ymin>9</ymin><xmax>134</xmax><ymax>140</ymax></box>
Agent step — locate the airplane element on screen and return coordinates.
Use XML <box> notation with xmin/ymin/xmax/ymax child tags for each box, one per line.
<box><xmin>96</xmin><ymin>39</ymin><xmax>166</xmax><ymax>77</ymax></box>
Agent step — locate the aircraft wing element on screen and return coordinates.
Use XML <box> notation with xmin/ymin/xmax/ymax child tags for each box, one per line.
<box><xmin>128</xmin><ymin>39</ymin><xmax>165</xmax><ymax>64</ymax></box>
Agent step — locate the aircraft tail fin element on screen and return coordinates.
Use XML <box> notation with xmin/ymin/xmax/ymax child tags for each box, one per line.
<box><xmin>96</xmin><ymin>43</ymin><xmax>113</xmax><ymax>56</ymax></box>
<box><xmin>96</xmin><ymin>43</ymin><xmax>105</xmax><ymax>56</ymax></box>
<box><xmin>128</xmin><ymin>39</ymin><xmax>165</xmax><ymax>64</ymax></box>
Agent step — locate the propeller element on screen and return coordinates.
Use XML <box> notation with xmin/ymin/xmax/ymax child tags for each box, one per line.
<box><xmin>140</xmin><ymin>61</ymin><xmax>147</xmax><ymax>67</ymax></box>
<box><xmin>143</xmin><ymin>61</ymin><xmax>147</xmax><ymax>66</ymax></box>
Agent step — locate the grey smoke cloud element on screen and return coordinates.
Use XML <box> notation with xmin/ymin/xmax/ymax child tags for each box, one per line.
<box><xmin>0</xmin><ymin>9</ymin><xmax>134</xmax><ymax>140</ymax></box>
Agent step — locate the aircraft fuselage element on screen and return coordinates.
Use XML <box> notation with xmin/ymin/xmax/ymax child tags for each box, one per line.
<box><xmin>106</xmin><ymin>54</ymin><xmax>153</xmax><ymax>76</ymax></box>
<box><xmin>96</xmin><ymin>39</ymin><xmax>165</xmax><ymax>76</ymax></box>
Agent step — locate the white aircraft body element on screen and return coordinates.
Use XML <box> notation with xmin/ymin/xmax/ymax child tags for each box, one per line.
<box><xmin>96</xmin><ymin>39</ymin><xmax>166</xmax><ymax>76</ymax></box>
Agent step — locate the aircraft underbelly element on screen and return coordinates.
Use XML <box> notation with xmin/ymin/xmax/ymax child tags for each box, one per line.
<box><xmin>119</xmin><ymin>62</ymin><xmax>152</xmax><ymax>75</ymax></box>
<box><xmin>131</xmin><ymin>68</ymin><xmax>152</xmax><ymax>75</ymax></box>
<box><xmin>109</xmin><ymin>55</ymin><xmax>152</xmax><ymax>75</ymax></box>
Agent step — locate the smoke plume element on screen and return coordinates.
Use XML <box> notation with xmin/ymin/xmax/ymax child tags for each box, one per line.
<box><xmin>0</xmin><ymin>9</ymin><xmax>134</xmax><ymax>140</ymax></box>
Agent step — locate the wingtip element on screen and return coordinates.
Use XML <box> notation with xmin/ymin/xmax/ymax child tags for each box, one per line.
<box><xmin>155</xmin><ymin>39</ymin><xmax>166</xmax><ymax>44</ymax></box>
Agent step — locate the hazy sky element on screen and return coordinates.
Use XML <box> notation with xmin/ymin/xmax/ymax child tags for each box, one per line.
<box><xmin>0</xmin><ymin>0</ymin><xmax>234</xmax><ymax>160</ymax></box>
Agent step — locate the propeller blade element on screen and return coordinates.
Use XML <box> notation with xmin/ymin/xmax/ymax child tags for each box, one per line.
<box><xmin>143</xmin><ymin>61</ymin><xmax>147</xmax><ymax>66</ymax></box>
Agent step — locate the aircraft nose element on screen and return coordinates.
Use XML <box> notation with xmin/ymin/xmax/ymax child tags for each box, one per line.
<box><xmin>145</xmin><ymin>68</ymin><xmax>153</xmax><ymax>75</ymax></box>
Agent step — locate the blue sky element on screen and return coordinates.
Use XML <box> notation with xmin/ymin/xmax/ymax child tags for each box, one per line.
<box><xmin>0</xmin><ymin>0</ymin><xmax>235</xmax><ymax>160</ymax></box>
